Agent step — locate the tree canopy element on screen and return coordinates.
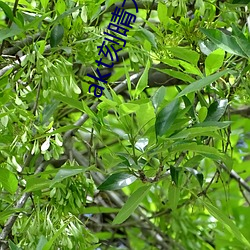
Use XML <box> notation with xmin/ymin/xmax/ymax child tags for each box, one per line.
<box><xmin>0</xmin><ymin>0</ymin><xmax>250</xmax><ymax>249</ymax></box>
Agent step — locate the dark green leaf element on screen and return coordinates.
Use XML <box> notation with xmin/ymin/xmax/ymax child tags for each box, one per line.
<box><xmin>183</xmin><ymin>155</ymin><xmax>204</xmax><ymax>168</ymax></box>
<box><xmin>156</xmin><ymin>68</ymin><xmax>195</xmax><ymax>83</ymax></box>
<box><xmin>51</xmin><ymin>166</ymin><xmax>86</xmax><ymax>186</ymax></box>
<box><xmin>200</xmin><ymin>28</ymin><xmax>247</xmax><ymax>58</ymax></box>
<box><xmin>98</xmin><ymin>172</ymin><xmax>137</xmax><ymax>191</ymax></box>
<box><xmin>194</xmin><ymin>121</ymin><xmax>231</xmax><ymax>129</ymax></box>
<box><xmin>134</xmin><ymin>27</ymin><xmax>157</xmax><ymax>49</ymax></box>
<box><xmin>170</xmin><ymin>166</ymin><xmax>181</xmax><ymax>186</ymax></box>
<box><xmin>50</xmin><ymin>24</ymin><xmax>64</xmax><ymax>47</ymax></box>
<box><xmin>155</xmin><ymin>99</ymin><xmax>179</xmax><ymax>137</ymax></box>
<box><xmin>177</xmin><ymin>70</ymin><xmax>231</xmax><ymax>97</ymax></box>
<box><xmin>232</xmin><ymin>0</ymin><xmax>250</xmax><ymax>4</ymax></box>
<box><xmin>185</xmin><ymin>167</ymin><xmax>204</xmax><ymax>187</ymax></box>
<box><xmin>0</xmin><ymin>2</ymin><xmax>14</xmax><ymax>21</ymax></box>
<box><xmin>205</xmin><ymin>99</ymin><xmax>228</xmax><ymax>122</ymax></box>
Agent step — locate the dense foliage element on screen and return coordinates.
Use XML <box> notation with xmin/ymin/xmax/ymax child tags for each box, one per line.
<box><xmin>1</xmin><ymin>0</ymin><xmax>250</xmax><ymax>249</ymax></box>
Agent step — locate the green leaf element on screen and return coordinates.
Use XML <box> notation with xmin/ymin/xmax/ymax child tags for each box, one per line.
<box><xmin>53</xmin><ymin>5</ymin><xmax>83</xmax><ymax>24</ymax></box>
<box><xmin>157</xmin><ymin>2</ymin><xmax>168</xmax><ymax>24</ymax></box>
<box><xmin>42</xmin><ymin>223</ymin><xmax>69</xmax><ymax>250</ymax></box>
<box><xmin>170</xmin><ymin>166</ymin><xmax>180</xmax><ymax>186</ymax></box>
<box><xmin>40</xmin><ymin>0</ymin><xmax>49</xmax><ymax>9</ymax></box>
<box><xmin>170</xmin><ymin>126</ymin><xmax>220</xmax><ymax>139</ymax></box>
<box><xmin>9</xmin><ymin>241</ymin><xmax>21</xmax><ymax>250</ymax></box>
<box><xmin>51</xmin><ymin>166</ymin><xmax>86</xmax><ymax>186</ymax></box>
<box><xmin>232</xmin><ymin>0</ymin><xmax>250</xmax><ymax>4</ymax></box>
<box><xmin>200</xmin><ymin>28</ymin><xmax>247</xmax><ymax>58</ymax></box>
<box><xmin>176</xmin><ymin>70</ymin><xmax>231</xmax><ymax>98</ymax></box>
<box><xmin>53</xmin><ymin>92</ymin><xmax>84</xmax><ymax>112</ymax></box>
<box><xmin>41</xmin><ymin>100</ymin><xmax>60</xmax><ymax>125</ymax></box>
<box><xmin>156</xmin><ymin>68</ymin><xmax>195</xmax><ymax>83</ymax></box>
<box><xmin>203</xmin><ymin>201</ymin><xmax>250</xmax><ymax>248</ymax></box>
<box><xmin>193</xmin><ymin>121</ymin><xmax>231</xmax><ymax>129</ymax></box>
<box><xmin>185</xmin><ymin>167</ymin><xmax>204</xmax><ymax>187</ymax></box>
<box><xmin>205</xmin><ymin>99</ymin><xmax>228</xmax><ymax>122</ymax></box>
<box><xmin>119</xmin><ymin>103</ymin><xmax>140</xmax><ymax>115</ymax></box>
<box><xmin>198</xmin><ymin>106</ymin><xmax>208</xmax><ymax>122</ymax></box>
<box><xmin>0</xmin><ymin>1</ymin><xmax>14</xmax><ymax>21</ymax></box>
<box><xmin>168</xmin><ymin>47</ymin><xmax>200</xmax><ymax>65</ymax></box>
<box><xmin>0</xmin><ymin>25</ymin><xmax>23</xmax><ymax>42</ymax></box>
<box><xmin>0</xmin><ymin>168</ymin><xmax>18</xmax><ymax>194</ymax></box>
<box><xmin>80</xmin><ymin>206</ymin><xmax>120</xmax><ymax>214</ymax></box>
<box><xmin>36</xmin><ymin>235</ymin><xmax>48</xmax><ymax>250</ymax></box>
<box><xmin>50</xmin><ymin>24</ymin><xmax>64</xmax><ymax>47</ymax></box>
<box><xmin>98</xmin><ymin>172</ymin><xmax>136</xmax><ymax>191</ymax></box>
<box><xmin>205</xmin><ymin>49</ymin><xmax>225</xmax><ymax>75</ymax></box>
<box><xmin>155</xmin><ymin>99</ymin><xmax>179</xmax><ymax>137</ymax></box>
<box><xmin>151</xmin><ymin>86</ymin><xmax>166</xmax><ymax>111</ymax></box>
<box><xmin>112</xmin><ymin>185</ymin><xmax>151</xmax><ymax>224</ymax></box>
<box><xmin>168</xmin><ymin>182</ymin><xmax>180</xmax><ymax>210</ymax></box>
<box><xmin>134</xmin><ymin>27</ymin><xmax>157</xmax><ymax>49</ymax></box>
<box><xmin>0</xmin><ymin>209</ymin><xmax>23</xmax><ymax>223</ymax></box>
<box><xmin>234</xmin><ymin>36</ymin><xmax>250</xmax><ymax>58</ymax></box>
<box><xmin>24</xmin><ymin>177</ymin><xmax>51</xmax><ymax>192</ymax></box>
<box><xmin>134</xmin><ymin>59</ymin><xmax>150</xmax><ymax>98</ymax></box>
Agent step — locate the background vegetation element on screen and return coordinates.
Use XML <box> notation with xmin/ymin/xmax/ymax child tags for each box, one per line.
<box><xmin>0</xmin><ymin>0</ymin><xmax>250</xmax><ymax>249</ymax></box>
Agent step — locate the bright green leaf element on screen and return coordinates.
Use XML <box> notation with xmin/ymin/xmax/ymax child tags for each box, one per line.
<box><xmin>158</xmin><ymin>2</ymin><xmax>168</xmax><ymax>24</ymax></box>
<box><xmin>0</xmin><ymin>168</ymin><xmax>18</xmax><ymax>194</ymax></box>
<box><xmin>205</xmin><ymin>49</ymin><xmax>225</xmax><ymax>75</ymax></box>
<box><xmin>168</xmin><ymin>47</ymin><xmax>200</xmax><ymax>65</ymax></box>
<box><xmin>203</xmin><ymin>201</ymin><xmax>250</xmax><ymax>248</ymax></box>
<box><xmin>134</xmin><ymin>59</ymin><xmax>150</xmax><ymax>98</ymax></box>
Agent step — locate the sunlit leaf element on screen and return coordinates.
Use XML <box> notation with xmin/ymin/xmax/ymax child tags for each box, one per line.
<box><xmin>203</xmin><ymin>201</ymin><xmax>250</xmax><ymax>248</ymax></box>
<box><xmin>0</xmin><ymin>168</ymin><xmax>18</xmax><ymax>194</ymax></box>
